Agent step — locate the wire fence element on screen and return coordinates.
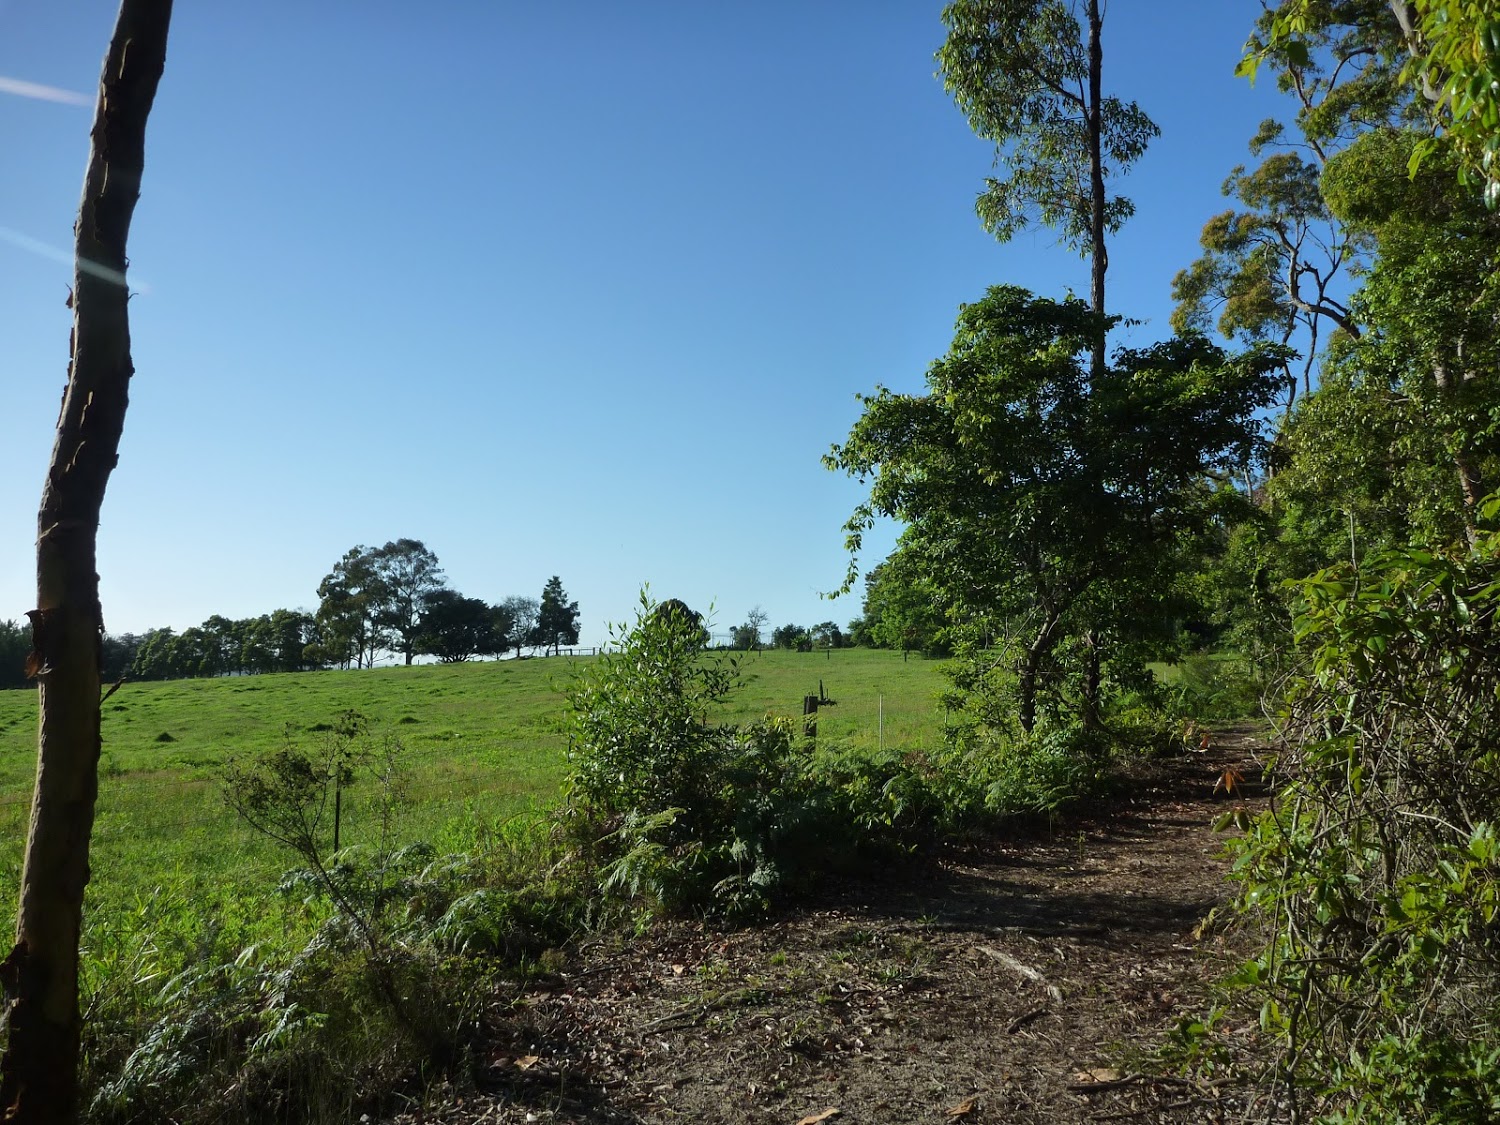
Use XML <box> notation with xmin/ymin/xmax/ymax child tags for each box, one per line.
<box><xmin>0</xmin><ymin>698</ymin><xmax>950</xmax><ymax>849</ymax></box>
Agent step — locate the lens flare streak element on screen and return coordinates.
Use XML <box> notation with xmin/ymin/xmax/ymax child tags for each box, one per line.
<box><xmin>0</xmin><ymin>75</ymin><xmax>90</xmax><ymax>107</ymax></box>
<box><xmin>0</xmin><ymin>227</ymin><xmax>134</xmax><ymax>289</ymax></box>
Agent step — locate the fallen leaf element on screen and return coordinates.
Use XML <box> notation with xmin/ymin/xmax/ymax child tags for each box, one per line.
<box><xmin>514</xmin><ymin>1055</ymin><xmax>541</xmax><ymax>1070</ymax></box>
<box><xmin>671</xmin><ymin>963</ymin><xmax>685</xmax><ymax>976</ymax></box>
<box><xmin>794</xmin><ymin>1110</ymin><xmax>841</xmax><ymax>1125</ymax></box>
<box><xmin>946</xmin><ymin>1096</ymin><xmax>977</xmax><ymax>1117</ymax></box>
<box><xmin>1075</xmin><ymin>1067</ymin><xmax>1122</xmax><ymax>1083</ymax></box>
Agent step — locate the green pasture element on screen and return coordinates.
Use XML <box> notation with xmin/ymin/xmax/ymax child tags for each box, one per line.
<box><xmin>0</xmin><ymin>648</ymin><xmax>950</xmax><ymax>938</ymax></box>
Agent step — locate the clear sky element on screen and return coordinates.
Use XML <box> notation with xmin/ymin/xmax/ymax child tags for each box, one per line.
<box><xmin>0</xmin><ymin>1</ymin><xmax>1290</xmax><ymax>647</ymax></box>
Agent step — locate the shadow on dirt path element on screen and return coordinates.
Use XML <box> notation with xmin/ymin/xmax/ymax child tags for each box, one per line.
<box><xmin>392</xmin><ymin>729</ymin><xmax>1281</xmax><ymax>1125</ymax></box>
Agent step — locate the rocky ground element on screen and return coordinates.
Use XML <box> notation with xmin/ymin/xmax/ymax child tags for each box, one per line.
<box><xmin>391</xmin><ymin>729</ymin><xmax>1281</xmax><ymax>1125</ymax></box>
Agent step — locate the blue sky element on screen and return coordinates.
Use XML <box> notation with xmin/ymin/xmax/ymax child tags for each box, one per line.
<box><xmin>0</xmin><ymin>1</ymin><xmax>1290</xmax><ymax>647</ymax></box>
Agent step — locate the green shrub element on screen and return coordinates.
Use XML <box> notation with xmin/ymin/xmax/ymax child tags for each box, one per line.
<box><xmin>566</xmin><ymin>593</ymin><xmax>897</xmax><ymax>919</ymax></box>
<box><xmin>1218</xmin><ymin>521</ymin><xmax>1500</xmax><ymax>1121</ymax></box>
<box><xmin>1161</xmin><ymin>652</ymin><xmax>1265</xmax><ymax>722</ymax></box>
<box><xmin>936</xmin><ymin>643</ymin><xmax>1113</xmax><ymax>819</ymax></box>
<box><xmin>978</xmin><ymin>723</ymin><xmax>1108</xmax><ymax>817</ymax></box>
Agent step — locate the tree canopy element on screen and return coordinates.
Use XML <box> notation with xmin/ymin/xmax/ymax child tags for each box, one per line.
<box><xmin>939</xmin><ymin>0</ymin><xmax>1157</xmax><ymax>374</ymax></box>
<box><xmin>534</xmin><ymin>576</ymin><xmax>581</xmax><ymax>657</ymax></box>
<box><xmin>829</xmin><ymin>286</ymin><xmax>1285</xmax><ymax>729</ymax></box>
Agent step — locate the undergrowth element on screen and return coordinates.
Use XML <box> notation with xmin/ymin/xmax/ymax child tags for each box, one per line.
<box><xmin>74</xmin><ymin>592</ymin><xmax>1202</xmax><ymax>1122</ymax></box>
<box><xmin>81</xmin><ymin>718</ymin><xmax>582</xmax><ymax>1125</ymax></box>
<box><xmin>1176</xmin><ymin>510</ymin><xmax>1500</xmax><ymax>1122</ymax></box>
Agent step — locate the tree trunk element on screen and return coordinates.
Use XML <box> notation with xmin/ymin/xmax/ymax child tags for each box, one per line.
<box><xmin>1433</xmin><ymin>362</ymin><xmax>1484</xmax><ymax>544</ymax></box>
<box><xmin>1018</xmin><ymin>609</ymin><xmax>1062</xmax><ymax>735</ymax></box>
<box><xmin>0</xmin><ymin>4</ymin><xmax>172</xmax><ymax>1121</ymax></box>
<box><xmin>1086</xmin><ymin>0</ymin><xmax>1107</xmax><ymax>383</ymax></box>
<box><xmin>1081</xmin><ymin>630</ymin><xmax>1103</xmax><ymax>730</ymax></box>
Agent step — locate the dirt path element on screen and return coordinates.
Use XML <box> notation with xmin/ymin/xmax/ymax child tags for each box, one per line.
<box><xmin>398</xmin><ymin>732</ymin><xmax>1274</xmax><ymax>1124</ymax></box>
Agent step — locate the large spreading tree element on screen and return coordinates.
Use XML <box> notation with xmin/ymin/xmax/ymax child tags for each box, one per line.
<box><xmin>369</xmin><ymin>538</ymin><xmax>446</xmax><ymax>666</ymax></box>
<box><xmin>829</xmin><ymin>287</ymin><xmax>1284</xmax><ymax>730</ymax></box>
<box><xmin>415</xmin><ymin>589</ymin><xmax>501</xmax><ymax>663</ymax></box>
<box><xmin>830</xmin><ymin>4</ymin><xmax>1282</xmax><ymax>731</ymax></box>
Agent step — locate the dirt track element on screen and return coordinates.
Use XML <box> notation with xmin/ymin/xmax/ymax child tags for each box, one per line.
<box><xmin>394</xmin><ymin>730</ymin><xmax>1276</xmax><ymax>1124</ymax></box>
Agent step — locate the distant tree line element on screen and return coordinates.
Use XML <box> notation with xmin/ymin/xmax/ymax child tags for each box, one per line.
<box><xmin>767</xmin><ymin>621</ymin><xmax>848</xmax><ymax>652</ymax></box>
<box><xmin>720</xmin><ymin>582</ymin><xmax>944</xmax><ymax>656</ymax></box>
<box><xmin>0</xmin><ymin>540</ymin><xmax>582</xmax><ymax>688</ymax></box>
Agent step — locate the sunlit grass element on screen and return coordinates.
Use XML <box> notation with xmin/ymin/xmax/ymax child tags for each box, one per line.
<box><xmin>0</xmin><ymin>649</ymin><xmax>951</xmax><ymax>946</ymax></box>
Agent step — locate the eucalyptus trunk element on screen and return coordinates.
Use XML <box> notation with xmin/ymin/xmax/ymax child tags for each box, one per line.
<box><xmin>0</xmin><ymin>3</ymin><xmax>172</xmax><ymax>1120</ymax></box>
<box><xmin>1085</xmin><ymin>0</ymin><xmax>1107</xmax><ymax>382</ymax></box>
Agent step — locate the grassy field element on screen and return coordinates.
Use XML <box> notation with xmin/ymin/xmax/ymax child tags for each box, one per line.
<box><xmin>0</xmin><ymin>648</ymin><xmax>951</xmax><ymax>936</ymax></box>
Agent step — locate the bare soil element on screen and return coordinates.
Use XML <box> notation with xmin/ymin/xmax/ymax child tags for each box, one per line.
<box><xmin>394</xmin><ymin>730</ymin><xmax>1278</xmax><ymax>1125</ymax></box>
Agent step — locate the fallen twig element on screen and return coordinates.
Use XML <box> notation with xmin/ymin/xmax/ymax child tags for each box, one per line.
<box><xmin>1006</xmin><ymin>1006</ymin><xmax>1048</xmax><ymax>1033</ymax></box>
<box><xmin>640</xmin><ymin>1005</ymin><xmax>706</xmax><ymax>1031</ymax></box>
<box><xmin>977</xmin><ymin>945</ymin><xmax>1063</xmax><ymax>1002</ymax></box>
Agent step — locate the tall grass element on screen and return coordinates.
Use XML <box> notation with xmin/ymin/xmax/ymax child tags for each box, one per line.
<box><xmin>0</xmin><ymin>650</ymin><xmax>951</xmax><ymax>979</ymax></box>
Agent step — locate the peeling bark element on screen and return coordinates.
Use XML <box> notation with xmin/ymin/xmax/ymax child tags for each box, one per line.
<box><xmin>0</xmin><ymin>3</ymin><xmax>172</xmax><ymax>1121</ymax></box>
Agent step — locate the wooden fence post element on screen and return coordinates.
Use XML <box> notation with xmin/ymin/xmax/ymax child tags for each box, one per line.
<box><xmin>802</xmin><ymin>694</ymin><xmax>819</xmax><ymax>743</ymax></box>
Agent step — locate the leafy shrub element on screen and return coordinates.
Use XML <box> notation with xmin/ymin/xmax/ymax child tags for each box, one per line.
<box><xmin>566</xmin><ymin>593</ymin><xmax>883</xmax><ymax>918</ymax></box>
<box><xmin>1161</xmin><ymin>652</ymin><xmax>1265</xmax><ymax>722</ymax></box>
<box><xmin>812</xmin><ymin>744</ymin><xmax>952</xmax><ymax>842</ymax></box>
<box><xmin>937</xmin><ymin>642</ymin><xmax>1112</xmax><ymax>819</ymax></box>
<box><xmin>1219</xmin><ymin>521</ymin><xmax>1500</xmax><ymax>1120</ymax></box>
<box><xmin>978</xmin><ymin>723</ymin><xmax>1109</xmax><ymax>817</ymax></box>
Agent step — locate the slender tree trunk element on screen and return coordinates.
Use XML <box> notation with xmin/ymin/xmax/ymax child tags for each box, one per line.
<box><xmin>1086</xmin><ymin>0</ymin><xmax>1107</xmax><ymax>383</ymax></box>
<box><xmin>0</xmin><ymin>5</ymin><xmax>171</xmax><ymax>1121</ymax></box>
<box><xmin>1434</xmin><ymin>363</ymin><xmax>1484</xmax><ymax>544</ymax></box>
<box><xmin>1018</xmin><ymin>608</ymin><xmax>1062</xmax><ymax>735</ymax></box>
<box><xmin>1081</xmin><ymin>629</ymin><xmax>1103</xmax><ymax>730</ymax></box>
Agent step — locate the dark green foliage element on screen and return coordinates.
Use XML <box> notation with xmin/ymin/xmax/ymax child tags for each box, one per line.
<box><xmin>315</xmin><ymin>546</ymin><xmax>386</xmax><ymax>670</ymax></box>
<box><xmin>566</xmin><ymin>593</ymin><xmax>739</xmax><ymax>824</ymax></box>
<box><xmin>128</xmin><ymin>611</ymin><xmax>321</xmax><ymax>681</ymax></box>
<box><xmin>1159</xmin><ymin>654</ymin><xmax>1264</xmax><ymax>724</ymax></box>
<box><xmin>771</xmin><ymin>623</ymin><xmax>808</xmax><ymax>650</ymax></box>
<box><xmin>1216</xmin><ymin>514</ymin><xmax>1500</xmax><ymax>1119</ymax></box>
<box><xmin>566</xmin><ymin>592</ymin><xmax>1130</xmax><ymax>922</ymax></box>
<box><xmin>99</xmin><ymin>632</ymin><xmax>138</xmax><ymax>683</ymax></box>
<box><xmin>498</xmin><ymin>595</ymin><xmax>539</xmax><ymax>656</ymax></box>
<box><xmin>651</xmin><ymin>598</ymin><xmax>710</xmax><ymax>647</ymax></box>
<box><xmin>565</xmin><ymin>593</ymin><xmax>804</xmax><ymax>917</ymax></box>
<box><xmin>934</xmin><ymin>639</ymin><xmax>1113</xmax><ymax>817</ymax></box>
<box><xmin>369</xmin><ymin>539</ymin><xmax>447</xmax><ymax>667</ymax></box>
<box><xmin>829</xmin><ymin>285</ymin><xmax>1286</xmax><ymax>731</ymax></box>
<box><xmin>0</xmin><ymin>620</ymin><xmax>28</xmax><ymax>690</ymax></box>
<box><xmin>857</xmin><ymin>553</ymin><xmax>951</xmax><ymax>656</ymax></box>
<box><xmin>809</xmin><ymin>622</ymin><xmax>845</xmax><ymax>649</ymax></box>
<box><xmin>415</xmin><ymin>590</ymin><xmax>499</xmax><ymax>663</ymax></box>
<box><xmin>533</xmin><ymin>576</ymin><xmax>580</xmax><ymax>656</ymax></box>
<box><xmin>313</xmin><ymin>540</ymin><xmax>448</xmax><ymax>668</ymax></box>
<box><xmin>564</xmin><ymin>594</ymin><xmax>955</xmax><ymax>919</ymax></box>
